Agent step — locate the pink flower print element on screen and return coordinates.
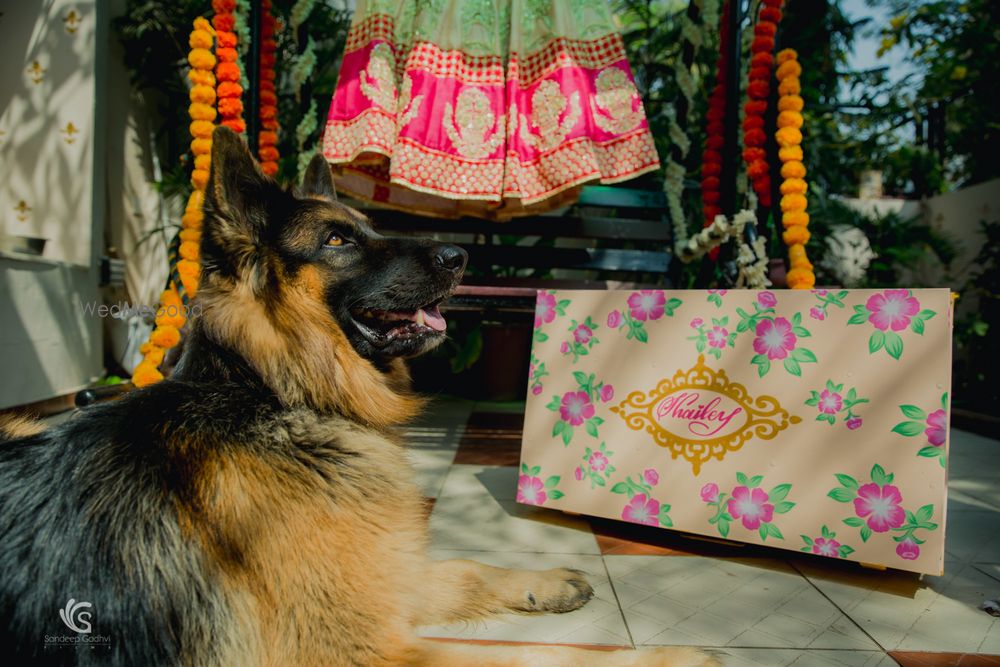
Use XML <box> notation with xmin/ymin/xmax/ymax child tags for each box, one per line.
<box><xmin>708</xmin><ymin>289</ymin><xmax>728</xmax><ymax>296</ymax></box>
<box><xmin>574</xmin><ymin>466</ymin><xmax>584</xmax><ymax>481</ymax></box>
<box><xmin>588</xmin><ymin>451</ymin><xmax>609</xmax><ymax>473</ymax></box>
<box><xmin>706</xmin><ymin>326</ymin><xmax>729</xmax><ymax>349</ymax></box>
<box><xmin>690</xmin><ymin>317</ymin><xmax>704</xmax><ymax>329</ymax></box>
<box><xmin>517</xmin><ymin>475</ymin><xmax>547</xmax><ymax>505</ymax></box>
<box><xmin>896</xmin><ymin>538</ymin><xmax>920</xmax><ymax>560</ymax></box>
<box><xmin>599</xmin><ymin>384</ymin><xmax>614</xmax><ymax>403</ymax></box>
<box><xmin>727</xmin><ymin>486</ymin><xmax>775</xmax><ymax>530</ymax></box>
<box><xmin>621</xmin><ymin>493</ymin><xmax>660</xmax><ymax>527</ymax></box>
<box><xmin>607</xmin><ymin>310</ymin><xmax>622</xmax><ymax>328</ymax></box>
<box><xmin>643</xmin><ymin>468</ymin><xmax>659</xmax><ymax>486</ymax></box>
<box><xmin>534</xmin><ymin>292</ymin><xmax>557</xmax><ymax>328</ymax></box>
<box><xmin>700</xmin><ymin>482</ymin><xmax>720</xmax><ymax>503</ymax></box>
<box><xmin>573</xmin><ymin>324</ymin><xmax>593</xmax><ymax>344</ymax></box>
<box><xmin>853</xmin><ymin>483</ymin><xmax>905</xmax><ymax>532</ymax></box>
<box><xmin>757</xmin><ymin>291</ymin><xmax>777</xmax><ymax>308</ymax></box>
<box><xmin>813</xmin><ymin>289</ymin><xmax>829</xmax><ymax>297</ymax></box>
<box><xmin>866</xmin><ymin>289</ymin><xmax>920</xmax><ymax>332</ymax></box>
<box><xmin>812</xmin><ymin>537</ymin><xmax>841</xmax><ymax>558</ymax></box>
<box><xmin>559</xmin><ymin>341</ymin><xmax>570</xmax><ymax>354</ymax></box>
<box><xmin>846</xmin><ymin>417</ymin><xmax>863</xmax><ymax>430</ymax></box>
<box><xmin>628</xmin><ymin>290</ymin><xmax>666</xmax><ymax>321</ymax></box>
<box><xmin>818</xmin><ymin>390</ymin><xmax>843</xmax><ymax>415</ymax></box>
<box><xmin>810</xmin><ymin>306</ymin><xmax>826</xmax><ymax>321</ymax></box>
<box><xmin>559</xmin><ymin>391</ymin><xmax>594</xmax><ymax>426</ymax></box>
<box><xmin>925</xmin><ymin>409</ymin><xmax>947</xmax><ymax>447</ymax></box>
<box><xmin>531</xmin><ymin>384</ymin><xmax>543</xmax><ymax>396</ymax></box>
<box><xmin>753</xmin><ymin>317</ymin><xmax>797</xmax><ymax>360</ymax></box>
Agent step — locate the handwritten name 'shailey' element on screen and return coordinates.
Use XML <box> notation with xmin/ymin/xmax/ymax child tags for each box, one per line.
<box><xmin>655</xmin><ymin>391</ymin><xmax>744</xmax><ymax>437</ymax></box>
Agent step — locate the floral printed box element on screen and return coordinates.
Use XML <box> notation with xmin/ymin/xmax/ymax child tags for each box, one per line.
<box><xmin>520</xmin><ymin>289</ymin><xmax>953</xmax><ymax>575</ymax></box>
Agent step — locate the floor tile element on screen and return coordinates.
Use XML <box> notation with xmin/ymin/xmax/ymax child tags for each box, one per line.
<box><xmin>949</xmin><ymin>477</ymin><xmax>1000</xmax><ymax>513</ymax></box>
<box><xmin>428</xmin><ymin>465</ymin><xmax>600</xmax><ymax>554</ymax></box>
<box><xmin>717</xmin><ymin>648</ymin><xmax>895</xmax><ymax>666</ymax></box>
<box><xmin>603</xmin><ymin>555</ymin><xmax>877</xmax><ymax>650</ymax></box>
<box><xmin>417</xmin><ymin>550</ymin><xmax>629</xmax><ymax>646</ymax></box>
<box><xmin>944</xmin><ymin>509</ymin><xmax>1000</xmax><ymax>564</ymax></box>
<box><xmin>403</xmin><ymin>398</ymin><xmax>472</xmax><ymax>498</ymax></box>
<box><xmin>797</xmin><ymin>559</ymin><xmax>1000</xmax><ymax>652</ymax></box>
<box><xmin>453</xmin><ymin>411</ymin><xmax>524</xmax><ymax>466</ymax></box>
<box><xmin>949</xmin><ymin>430</ymin><xmax>1000</xmax><ymax>480</ymax></box>
<box><xmin>890</xmin><ymin>652</ymin><xmax>1000</xmax><ymax>666</ymax></box>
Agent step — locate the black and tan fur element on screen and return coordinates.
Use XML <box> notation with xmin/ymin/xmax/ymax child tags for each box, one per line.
<box><xmin>0</xmin><ymin>127</ymin><xmax>716</xmax><ymax>666</ymax></box>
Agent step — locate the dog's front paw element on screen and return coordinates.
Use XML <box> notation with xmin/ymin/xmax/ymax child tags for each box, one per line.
<box><xmin>516</xmin><ymin>567</ymin><xmax>594</xmax><ymax>614</ymax></box>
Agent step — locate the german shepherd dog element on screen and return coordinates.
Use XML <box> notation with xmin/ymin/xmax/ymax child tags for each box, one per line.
<box><xmin>0</xmin><ymin>127</ymin><xmax>716</xmax><ymax>666</ymax></box>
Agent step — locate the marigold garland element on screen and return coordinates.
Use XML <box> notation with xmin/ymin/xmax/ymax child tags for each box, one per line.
<box><xmin>741</xmin><ymin>0</ymin><xmax>783</xmax><ymax>208</ymax></box>
<box><xmin>257</xmin><ymin>0</ymin><xmax>280</xmax><ymax>176</ymax></box>
<box><xmin>774</xmin><ymin>48</ymin><xmax>815</xmax><ymax>289</ymax></box>
<box><xmin>133</xmin><ymin>17</ymin><xmax>217</xmax><ymax>388</ymax></box>
<box><xmin>701</xmin><ymin>0</ymin><xmax>730</xmax><ymax>231</ymax></box>
<box><xmin>214</xmin><ymin>0</ymin><xmax>246</xmax><ymax>134</ymax></box>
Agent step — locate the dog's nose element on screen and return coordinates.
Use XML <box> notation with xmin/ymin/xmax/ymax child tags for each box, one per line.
<box><xmin>434</xmin><ymin>244</ymin><xmax>468</xmax><ymax>274</ymax></box>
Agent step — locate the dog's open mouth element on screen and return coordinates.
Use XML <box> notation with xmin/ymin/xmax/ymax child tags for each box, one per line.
<box><xmin>349</xmin><ymin>300</ymin><xmax>447</xmax><ymax>347</ymax></box>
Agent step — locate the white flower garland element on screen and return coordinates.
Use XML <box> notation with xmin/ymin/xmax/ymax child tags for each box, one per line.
<box><xmin>295</xmin><ymin>98</ymin><xmax>319</xmax><ymax>178</ymax></box>
<box><xmin>290</xmin><ymin>0</ymin><xmax>318</xmax><ymax>32</ymax></box>
<box><xmin>291</xmin><ymin>36</ymin><xmax>317</xmax><ymax>91</ymax></box>
<box><xmin>677</xmin><ymin>208</ymin><xmax>771</xmax><ymax>289</ymax></box>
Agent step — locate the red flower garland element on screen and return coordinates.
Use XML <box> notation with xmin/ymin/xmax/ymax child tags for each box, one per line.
<box><xmin>257</xmin><ymin>0</ymin><xmax>280</xmax><ymax>176</ymax></box>
<box><xmin>213</xmin><ymin>0</ymin><xmax>245</xmax><ymax>134</ymax></box>
<box><xmin>701</xmin><ymin>0</ymin><xmax>731</xmax><ymax>230</ymax></box>
<box><xmin>741</xmin><ymin>0</ymin><xmax>784</xmax><ymax>208</ymax></box>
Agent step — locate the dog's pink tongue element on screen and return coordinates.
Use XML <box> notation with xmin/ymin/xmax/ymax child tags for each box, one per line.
<box><xmin>418</xmin><ymin>306</ymin><xmax>447</xmax><ymax>332</ymax></box>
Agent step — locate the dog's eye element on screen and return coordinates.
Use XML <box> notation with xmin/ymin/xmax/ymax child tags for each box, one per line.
<box><xmin>325</xmin><ymin>233</ymin><xmax>349</xmax><ymax>247</ymax></box>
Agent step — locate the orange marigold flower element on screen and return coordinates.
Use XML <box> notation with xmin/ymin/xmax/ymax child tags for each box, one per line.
<box><xmin>777</xmin><ymin>95</ymin><xmax>804</xmax><ymax>112</ymax></box>
<box><xmin>776</xmin><ymin>48</ymin><xmax>798</xmax><ymax>64</ymax></box>
<box><xmin>786</xmin><ymin>267</ymin><xmax>816</xmax><ymax>289</ymax></box>
<box><xmin>189</xmin><ymin>103</ymin><xmax>217</xmax><ymax>122</ymax></box>
<box><xmin>217</xmin><ymin>31</ymin><xmax>237</xmax><ymax>48</ymax></box>
<box><xmin>179</xmin><ymin>228</ymin><xmax>201</xmax><ymax>243</ymax></box>
<box><xmin>194</xmin><ymin>154</ymin><xmax>211</xmax><ymax>171</ymax></box>
<box><xmin>179</xmin><ymin>240</ymin><xmax>200</xmax><ymax>261</ymax></box>
<box><xmin>218</xmin><ymin>97</ymin><xmax>244</xmax><ymax>117</ymax></box>
<box><xmin>778</xmin><ymin>77</ymin><xmax>801</xmax><ymax>95</ymax></box>
<box><xmin>189</xmin><ymin>29</ymin><xmax>213</xmax><ymax>50</ymax></box>
<box><xmin>261</xmin><ymin>119</ymin><xmax>279</xmax><ymax>131</ymax></box>
<box><xmin>189</xmin><ymin>69</ymin><xmax>215</xmax><ymax>86</ymax></box>
<box><xmin>190</xmin><ymin>85</ymin><xmax>216</xmax><ymax>105</ymax></box>
<box><xmin>216</xmin><ymin>61</ymin><xmax>241</xmax><ymax>82</ymax></box>
<box><xmin>261</xmin><ymin>161</ymin><xmax>279</xmax><ymax>176</ymax></box>
<box><xmin>779</xmin><ymin>148</ymin><xmax>805</xmax><ymax>165</ymax></box>
<box><xmin>190</xmin><ymin>169</ymin><xmax>210</xmax><ymax>191</ymax></box>
<box><xmin>182</xmin><ymin>211</ymin><xmax>203</xmax><ymax>229</ymax></box>
<box><xmin>217</xmin><ymin>81</ymin><xmax>243</xmax><ymax>99</ymax></box>
<box><xmin>260</xmin><ymin>90</ymin><xmax>278</xmax><ymax>106</ymax></box>
<box><xmin>216</xmin><ymin>47</ymin><xmax>238</xmax><ymax>63</ymax></box>
<box><xmin>776</xmin><ymin>60</ymin><xmax>803</xmax><ymax>81</ymax></box>
<box><xmin>132</xmin><ymin>360</ymin><xmax>164</xmax><ymax>388</ymax></box>
<box><xmin>191</xmin><ymin>137</ymin><xmax>213</xmax><ymax>156</ymax></box>
<box><xmin>781</xmin><ymin>193</ymin><xmax>808</xmax><ymax>212</ymax></box>
<box><xmin>782</xmin><ymin>226</ymin><xmax>811</xmax><ymax>246</ymax></box>
<box><xmin>258</xmin><ymin>131</ymin><xmax>278</xmax><ymax>146</ymax></box>
<box><xmin>780</xmin><ymin>178</ymin><xmax>809</xmax><ymax>196</ymax></box>
<box><xmin>788</xmin><ymin>243</ymin><xmax>811</xmax><ymax>266</ymax></box>
<box><xmin>221</xmin><ymin>118</ymin><xmax>246</xmax><ymax>133</ymax></box>
<box><xmin>212</xmin><ymin>0</ymin><xmax>236</xmax><ymax>11</ymax></box>
<box><xmin>747</xmin><ymin>160</ymin><xmax>770</xmax><ymax>179</ymax></box>
<box><xmin>776</xmin><ymin>126</ymin><xmax>803</xmax><ymax>148</ymax></box>
<box><xmin>260</xmin><ymin>105</ymin><xmax>278</xmax><ymax>120</ymax></box>
<box><xmin>150</xmin><ymin>325</ymin><xmax>181</xmax><ymax>349</ymax></box>
<box><xmin>190</xmin><ymin>120</ymin><xmax>214</xmax><ymax>139</ymax></box>
<box><xmin>142</xmin><ymin>346</ymin><xmax>166</xmax><ymax>366</ymax></box>
<box><xmin>782</xmin><ymin>210</ymin><xmax>810</xmax><ymax>227</ymax></box>
<box><xmin>258</xmin><ymin>146</ymin><xmax>280</xmax><ymax>162</ymax></box>
<box><xmin>777</xmin><ymin>110</ymin><xmax>804</xmax><ymax>129</ymax></box>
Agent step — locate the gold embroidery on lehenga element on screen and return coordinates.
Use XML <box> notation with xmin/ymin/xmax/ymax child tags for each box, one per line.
<box><xmin>360</xmin><ymin>42</ymin><xmax>397</xmax><ymax>110</ymax></box>
<box><xmin>590</xmin><ymin>67</ymin><xmax>643</xmax><ymax>134</ymax></box>
<box><xmin>396</xmin><ymin>74</ymin><xmax>423</xmax><ymax>130</ymax></box>
<box><xmin>519</xmin><ymin>79</ymin><xmax>581</xmax><ymax>151</ymax></box>
<box><xmin>443</xmin><ymin>87</ymin><xmax>504</xmax><ymax>159</ymax></box>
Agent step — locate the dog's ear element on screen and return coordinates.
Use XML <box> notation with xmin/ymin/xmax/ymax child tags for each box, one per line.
<box><xmin>202</xmin><ymin>126</ymin><xmax>272</xmax><ymax>278</ymax></box>
<box><xmin>300</xmin><ymin>153</ymin><xmax>338</xmax><ymax>202</ymax></box>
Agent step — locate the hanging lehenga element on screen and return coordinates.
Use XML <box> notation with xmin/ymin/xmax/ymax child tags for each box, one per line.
<box><xmin>321</xmin><ymin>0</ymin><xmax>660</xmax><ymax>219</ymax></box>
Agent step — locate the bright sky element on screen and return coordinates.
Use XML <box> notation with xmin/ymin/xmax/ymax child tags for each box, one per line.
<box><xmin>842</xmin><ymin>0</ymin><xmax>917</xmax><ymax>86</ymax></box>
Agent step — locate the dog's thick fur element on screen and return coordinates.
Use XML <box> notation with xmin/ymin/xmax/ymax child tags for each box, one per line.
<box><xmin>0</xmin><ymin>128</ymin><xmax>717</xmax><ymax>666</ymax></box>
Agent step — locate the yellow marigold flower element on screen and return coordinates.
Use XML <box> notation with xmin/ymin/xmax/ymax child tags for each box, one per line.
<box><xmin>778</xmin><ymin>95</ymin><xmax>804</xmax><ymax>112</ymax></box>
<box><xmin>186</xmin><ymin>189</ymin><xmax>204</xmax><ymax>211</ymax></box>
<box><xmin>189</xmin><ymin>29</ymin><xmax>213</xmax><ymax>50</ymax></box>
<box><xmin>149</xmin><ymin>325</ymin><xmax>181</xmax><ymax>349</ymax></box>
<box><xmin>781</xmin><ymin>193</ymin><xmax>808</xmax><ymax>213</ymax></box>
<box><xmin>193</xmin><ymin>17</ymin><xmax>214</xmax><ymax>34</ymax></box>
<box><xmin>177</xmin><ymin>260</ymin><xmax>201</xmax><ymax>296</ymax></box>
<box><xmin>780</xmin><ymin>158</ymin><xmax>806</xmax><ymax>176</ymax></box>
<box><xmin>788</xmin><ymin>244</ymin><xmax>814</xmax><ymax>270</ymax></box>
<box><xmin>776</xmin><ymin>126</ymin><xmax>803</xmax><ymax>148</ymax></box>
<box><xmin>189</xmin><ymin>69</ymin><xmax>216</xmax><ymax>87</ymax></box>
<box><xmin>777</xmin><ymin>111</ymin><xmax>803</xmax><ymax>129</ymax></box>
<box><xmin>776</xmin><ymin>60</ymin><xmax>802</xmax><ymax>81</ymax></box>
<box><xmin>190</xmin><ymin>85</ymin><xmax>216</xmax><ymax>106</ymax></box>
<box><xmin>783</xmin><ymin>225</ymin><xmax>811</xmax><ymax>246</ymax></box>
<box><xmin>142</xmin><ymin>346</ymin><xmax>166</xmax><ymax>367</ymax></box>
<box><xmin>787</xmin><ymin>267</ymin><xmax>816</xmax><ymax>289</ymax></box>
<box><xmin>782</xmin><ymin>210</ymin><xmax>810</xmax><ymax>227</ymax></box>
<box><xmin>780</xmin><ymin>178</ymin><xmax>808</xmax><ymax>196</ymax></box>
<box><xmin>190</xmin><ymin>169</ymin><xmax>210</xmax><ymax>191</ymax></box>
<box><xmin>181</xmin><ymin>211</ymin><xmax>203</xmax><ymax>229</ymax></box>
<box><xmin>194</xmin><ymin>154</ymin><xmax>211</xmax><ymax>171</ymax></box>
<box><xmin>155</xmin><ymin>310</ymin><xmax>186</xmax><ymax>329</ymax></box>
<box><xmin>190</xmin><ymin>120</ymin><xmax>214</xmax><ymax>139</ymax></box>
<box><xmin>132</xmin><ymin>360</ymin><xmax>164</xmax><ymax>388</ymax></box>
<box><xmin>191</xmin><ymin>137</ymin><xmax>213</xmax><ymax>156</ymax></box>
<box><xmin>189</xmin><ymin>103</ymin><xmax>217</xmax><ymax>122</ymax></box>
<box><xmin>776</xmin><ymin>48</ymin><xmax>798</xmax><ymax>65</ymax></box>
<box><xmin>778</xmin><ymin>77</ymin><xmax>801</xmax><ymax>96</ymax></box>
<box><xmin>188</xmin><ymin>48</ymin><xmax>216</xmax><ymax>71</ymax></box>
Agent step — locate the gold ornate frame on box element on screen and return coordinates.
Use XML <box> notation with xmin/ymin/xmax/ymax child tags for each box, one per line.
<box><xmin>611</xmin><ymin>355</ymin><xmax>801</xmax><ymax>474</ymax></box>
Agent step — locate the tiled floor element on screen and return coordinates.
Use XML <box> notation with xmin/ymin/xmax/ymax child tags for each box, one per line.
<box><xmin>408</xmin><ymin>398</ymin><xmax>1000</xmax><ymax>666</ymax></box>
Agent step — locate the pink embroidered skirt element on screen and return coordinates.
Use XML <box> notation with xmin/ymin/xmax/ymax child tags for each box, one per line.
<box><xmin>322</xmin><ymin>0</ymin><xmax>661</xmax><ymax>219</ymax></box>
